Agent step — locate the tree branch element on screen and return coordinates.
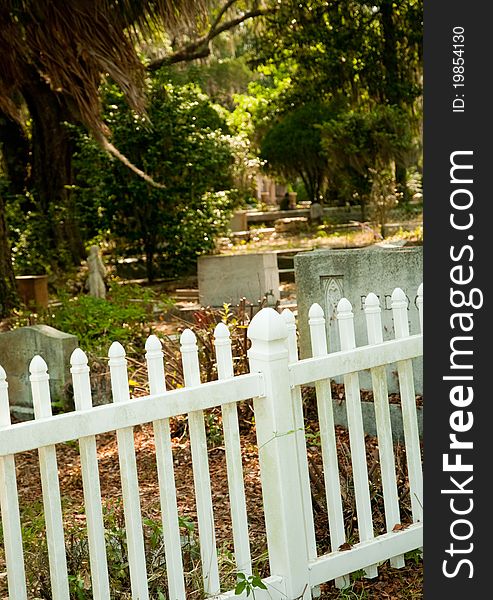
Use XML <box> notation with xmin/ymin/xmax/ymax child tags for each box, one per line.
<box><xmin>147</xmin><ymin>3</ymin><xmax>277</xmax><ymax>71</ymax></box>
<box><xmin>96</xmin><ymin>133</ymin><xmax>166</xmax><ymax>188</ymax></box>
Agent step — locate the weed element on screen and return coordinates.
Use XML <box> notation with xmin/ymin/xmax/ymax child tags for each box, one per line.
<box><xmin>234</xmin><ymin>571</ymin><xmax>267</xmax><ymax>598</ymax></box>
<box><xmin>405</xmin><ymin>548</ymin><xmax>423</xmax><ymax>566</ymax></box>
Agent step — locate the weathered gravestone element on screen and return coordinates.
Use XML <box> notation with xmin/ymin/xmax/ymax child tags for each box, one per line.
<box><xmin>229</xmin><ymin>210</ymin><xmax>248</xmax><ymax>232</ymax></box>
<box><xmin>198</xmin><ymin>252</ymin><xmax>280</xmax><ymax>307</ymax></box>
<box><xmin>295</xmin><ymin>244</ymin><xmax>423</xmax><ymax>393</ymax></box>
<box><xmin>0</xmin><ymin>325</ymin><xmax>78</xmax><ymax>420</ymax></box>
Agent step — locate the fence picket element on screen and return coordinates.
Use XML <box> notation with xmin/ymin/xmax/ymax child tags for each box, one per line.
<box><xmin>214</xmin><ymin>322</ymin><xmax>252</xmax><ymax>577</ymax></box>
<box><xmin>180</xmin><ymin>329</ymin><xmax>220</xmax><ymax>595</ymax></box>
<box><xmin>363</xmin><ymin>295</ymin><xmax>404</xmax><ymax>569</ymax></box>
<box><xmin>145</xmin><ymin>334</ymin><xmax>186</xmax><ymax>600</ymax></box>
<box><xmin>108</xmin><ymin>342</ymin><xmax>149</xmax><ymax>600</ymax></box>
<box><xmin>247</xmin><ymin>308</ymin><xmax>310</xmax><ymax>599</ymax></box>
<box><xmin>70</xmin><ymin>348</ymin><xmax>110</xmax><ymax>599</ymax></box>
<box><xmin>281</xmin><ymin>310</ymin><xmax>317</xmax><ymax>565</ymax></box>
<box><xmin>0</xmin><ymin>365</ymin><xmax>27</xmax><ymax>599</ymax></box>
<box><xmin>30</xmin><ymin>356</ymin><xmax>70</xmax><ymax>600</ymax></box>
<box><xmin>391</xmin><ymin>288</ymin><xmax>423</xmax><ymax>523</ymax></box>
<box><xmin>308</xmin><ymin>304</ymin><xmax>349</xmax><ymax>590</ymax></box>
<box><xmin>337</xmin><ymin>299</ymin><xmax>377</xmax><ymax>579</ymax></box>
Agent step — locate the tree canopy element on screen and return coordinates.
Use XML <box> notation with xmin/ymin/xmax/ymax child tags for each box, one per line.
<box><xmin>0</xmin><ymin>0</ymin><xmax>422</xmax><ymax>318</ymax></box>
<box><xmin>246</xmin><ymin>0</ymin><xmax>422</xmax><ymax>205</ymax></box>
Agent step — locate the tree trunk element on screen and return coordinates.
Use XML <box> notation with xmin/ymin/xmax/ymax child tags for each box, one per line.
<box><xmin>0</xmin><ymin>112</ymin><xmax>30</xmax><ymax>197</ymax></box>
<box><xmin>0</xmin><ymin>113</ymin><xmax>27</xmax><ymax>317</ymax></box>
<box><xmin>144</xmin><ymin>237</ymin><xmax>156</xmax><ymax>283</ymax></box>
<box><xmin>0</xmin><ymin>194</ymin><xmax>18</xmax><ymax>318</ymax></box>
<box><xmin>381</xmin><ymin>0</ymin><xmax>408</xmax><ymax>200</ymax></box>
<box><xmin>21</xmin><ymin>75</ymin><xmax>86</xmax><ymax>266</ymax></box>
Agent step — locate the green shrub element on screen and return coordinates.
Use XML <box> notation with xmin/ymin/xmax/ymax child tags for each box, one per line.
<box><xmin>46</xmin><ymin>282</ymin><xmax>163</xmax><ymax>356</ymax></box>
<box><xmin>72</xmin><ymin>80</ymin><xmax>237</xmax><ymax>281</ymax></box>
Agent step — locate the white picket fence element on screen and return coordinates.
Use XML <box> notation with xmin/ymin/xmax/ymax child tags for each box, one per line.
<box><xmin>0</xmin><ymin>284</ymin><xmax>423</xmax><ymax>599</ymax></box>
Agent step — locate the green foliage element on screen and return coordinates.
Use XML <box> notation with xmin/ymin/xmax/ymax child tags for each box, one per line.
<box><xmin>45</xmin><ymin>282</ymin><xmax>160</xmax><ymax>356</ymax></box>
<box><xmin>3</xmin><ymin>186</ymin><xmax>68</xmax><ymax>276</ymax></box>
<box><xmin>251</xmin><ymin>0</ymin><xmax>422</xmax><ymax>111</ymax></box>
<box><xmin>405</xmin><ymin>548</ymin><xmax>423</xmax><ymax>565</ymax></box>
<box><xmin>260</xmin><ymin>101</ymin><xmax>338</xmax><ymax>202</ymax></box>
<box><xmin>168</xmin><ymin>56</ymin><xmax>255</xmax><ymax>110</ymax></box>
<box><xmin>234</xmin><ymin>571</ymin><xmax>268</xmax><ymax>597</ymax></box>
<box><xmin>260</xmin><ymin>100</ymin><xmax>415</xmax><ymax>209</ymax></box>
<box><xmin>321</xmin><ymin>104</ymin><xmax>415</xmax><ymax>209</ymax></box>
<box><xmin>242</xmin><ymin>0</ymin><xmax>422</xmax><ymax>211</ymax></box>
<box><xmin>72</xmin><ymin>80</ymin><xmax>237</xmax><ymax>281</ymax></box>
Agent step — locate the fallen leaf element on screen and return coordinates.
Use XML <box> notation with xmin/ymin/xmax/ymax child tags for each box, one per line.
<box><xmin>392</xmin><ymin>522</ymin><xmax>410</xmax><ymax>531</ymax></box>
<box><xmin>338</xmin><ymin>542</ymin><xmax>353</xmax><ymax>551</ymax></box>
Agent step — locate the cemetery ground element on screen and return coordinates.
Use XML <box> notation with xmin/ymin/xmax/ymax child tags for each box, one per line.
<box><xmin>0</xmin><ymin>219</ymin><xmax>423</xmax><ymax>599</ymax></box>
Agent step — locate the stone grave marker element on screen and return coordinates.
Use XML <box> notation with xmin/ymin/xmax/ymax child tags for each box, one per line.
<box><xmin>295</xmin><ymin>244</ymin><xmax>423</xmax><ymax>393</ymax></box>
<box><xmin>0</xmin><ymin>325</ymin><xmax>78</xmax><ymax>420</ymax></box>
<box><xmin>198</xmin><ymin>252</ymin><xmax>280</xmax><ymax>307</ymax></box>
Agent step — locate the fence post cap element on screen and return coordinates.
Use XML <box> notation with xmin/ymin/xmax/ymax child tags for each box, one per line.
<box><xmin>145</xmin><ymin>334</ymin><xmax>162</xmax><ymax>352</ymax></box>
<box><xmin>108</xmin><ymin>341</ymin><xmax>126</xmax><ymax>358</ymax></box>
<box><xmin>29</xmin><ymin>355</ymin><xmax>48</xmax><ymax>374</ymax></box>
<box><xmin>70</xmin><ymin>347</ymin><xmax>88</xmax><ymax>366</ymax></box>
<box><xmin>248</xmin><ymin>307</ymin><xmax>287</xmax><ymax>342</ymax></box>
<box><xmin>0</xmin><ymin>365</ymin><xmax>5</xmax><ymax>381</ymax></box>
<box><xmin>281</xmin><ymin>308</ymin><xmax>295</xmax><ymax>325</ymax></box>
<box><xmin>308</xmin><ymin>303</ymin><xmax>324</xmax><ymax>319</ymax></box>
<box><xmin>337</xmin><ymin>297</ymin><xmax>353</xmax><ymax>316</ymax></box>
<box><xmin>180</xmin><ymin>328</ymin><xmax>197</xmax><ymax>346</ymax></box>
<box><xmin>417</xmin><ymin>283</ymin><xmax>423</xmax><ymax>297</ymax></box>
<box><xmin>214</xmin><ymin>322</ymin><xmax>230</xmax><ymax>339</ymax></box>
<box><xmin>391</xmin><ymin>287</ymin><xmax>408</xmax><ymax>305</ymax></box>
<box><xmin>364</xmin><ymin>292</ymin><xmax>380</xmax><ymax>310</ymax></box>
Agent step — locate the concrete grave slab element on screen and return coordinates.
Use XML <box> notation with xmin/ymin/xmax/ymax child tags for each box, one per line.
<box><xmin>198</xmin><ymin>252</ymin><xmax>280</xmax><ymax>307</ymax></box>
<box><xmin>0</xmin><ymin>325</ymin><xmax>78</xmax><ymax>420</ymax></box>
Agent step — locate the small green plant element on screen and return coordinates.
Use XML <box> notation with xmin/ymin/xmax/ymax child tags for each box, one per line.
<box><xmin>234</xmin><ymin>571</ymin><xmax>268</xmax><ymax>597</ymax></box>
<box><xmin>350</xmin><ymin>569</ymin><xmax>366</xmax><ymax>583</ymax></box>
<box><xmin>336</xmin><ymin>587</ymin><xmax>369</xmax><ymax>600</ymax></box>
<box><xmin>405</xmin><ymin>548</ymin><xmax>423</xmax><ymax>565</ymax></box>
<box><xmin>45</xmin><ymin>282</ymin><xmax>161</xmax><ymax>356</ymax></box>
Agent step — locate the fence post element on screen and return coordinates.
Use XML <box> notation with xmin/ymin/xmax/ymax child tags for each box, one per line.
<box><xmin>0</xmin><ymin>365</ymin><xmax>27</xmax><ymax>599</ymax></box>
<box><xmin>180</xmin><ymin>328</ymin><xmax>220</xmax><ymax>596</ymax></box>
<box><xmin>336</xmin><ymin>298</ymin><xmax>377</xmax><ymax>579</ymax></box>
<box><xmin>363</xmin><ymin>294</ymin><xmax>404</xmax><ymax>569</ymax></box>
<box><xmin>308</xmin><ymin>303</ymin><xmax>349</xmax><ymax>589</ymax></box>
<box><xmin>247</xmin><ymin>308</ymin><xmax>310</xmax><ymax>599</ymax></box>
<box><xmin>281</xmin><ymin>310</ymin><xmax>318</xmax><ymax>569</ymax></box>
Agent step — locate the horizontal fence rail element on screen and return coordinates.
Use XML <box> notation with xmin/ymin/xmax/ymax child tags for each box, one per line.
<box><xmin>0</xmin><ymin>372</ymin><xmax>264</xmax><ymax>457</ymax></box>
<box><xmin>290</xmin><ymin>335</ymin><xmax>422</xmax><ymax>387</ymax></box>
<box><xmin>0</xmin><ymin>283</ymin><xmax>423</xmax><ymax>599</ymax></box>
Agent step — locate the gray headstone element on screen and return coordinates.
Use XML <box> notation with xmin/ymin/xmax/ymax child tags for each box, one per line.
<box><xmin>294</xmin><ymin>244</ymin><xmax>423</xmax><ymax>393</ymax></box>
<box><xmin>198</xmin><ymin>252</ymin><xmax>280</xmax><ymax>307</ymax></box>
<box><xmin>0</xmin><ymin>325</ymin><xmax>78</xmax><ymax>420</ymax></box>
<box><xmin>229</xmin><ymin>210</ymin><xmax>248</xmax><ymax>232</ymax></box>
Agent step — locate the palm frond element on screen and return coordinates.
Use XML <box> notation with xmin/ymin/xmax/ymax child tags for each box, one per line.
<box><xmin>0</xmin><ymin>0</ymin><xmax>207</xmax><ymax>135</ymax></box>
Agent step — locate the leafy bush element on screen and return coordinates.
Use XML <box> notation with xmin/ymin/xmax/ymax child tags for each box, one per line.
<box><xmin>72</xmin><ymin>80</ymin><xmax>237</xmax><ymax>281</ymax></box>
<box><xmin>46</xmin><ymin>283</ymin><xmax>161</xmax><ymax>356</ymax></box>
